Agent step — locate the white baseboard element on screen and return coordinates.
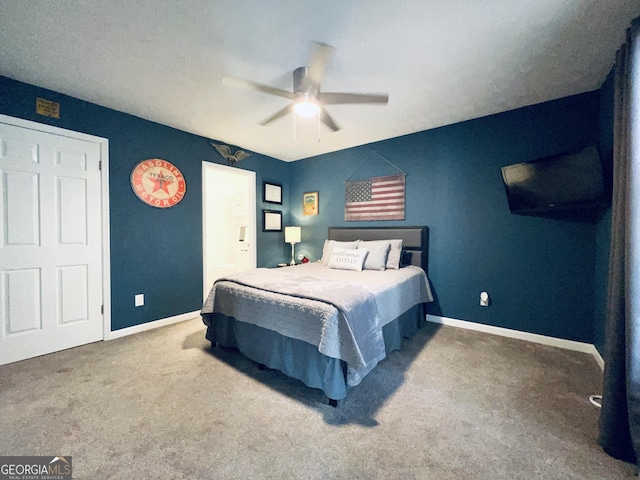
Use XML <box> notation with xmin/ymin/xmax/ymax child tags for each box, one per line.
<box><xmin>104</xmin><ymin>310</ymin><xmax>606</xmax><ymax>369</ymax></box>
<box><xmin>591</xmin><ymin>347</ymin><xmax>605</xmax><ymax>370</ymax></box>
<box><xmin>106</xmin><ymin>310</ymin><xmax>200</xmax><ymax>340</ymax></box>
<box><xmin>426</xmin><ymin>314</ymin><xmax>605</xmax><ymax>370</ymax></box>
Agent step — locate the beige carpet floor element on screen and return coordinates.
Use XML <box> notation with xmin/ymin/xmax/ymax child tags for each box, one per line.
<box><xmin>0</xmin><ymin>317</ymin><xmax>636</xmax><ymax>479</ymax></box>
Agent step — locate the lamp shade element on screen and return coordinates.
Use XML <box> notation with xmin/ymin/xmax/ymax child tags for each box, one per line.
<box><xmin>285</xmin><ymin>226</ymin><xmax>301</xmax><ymax>243</ymax></box>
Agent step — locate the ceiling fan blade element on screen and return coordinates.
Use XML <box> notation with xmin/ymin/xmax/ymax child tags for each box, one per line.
<box><xmin>320</xmin><ymin>108</ymin><xmax>341</xmax><ymax>132</ymax></box>
<box><xmin>260</xmin><ymin>104</ymin><xmax>294</xmax><ymax>126</ymax></box>
<box><xmin>303</xmin><ymin>42</ymin><xmax>335</xmax><ymax>89</ymax></box>
<box><xmin>222</xmin><ymin>77</ymin><xmax>295</xmax><ymax>100</ymax></box>
<box><xmin>318</xmin><ymin>92</ymin><xmax>389</xmax><ymax>105</ymax></box>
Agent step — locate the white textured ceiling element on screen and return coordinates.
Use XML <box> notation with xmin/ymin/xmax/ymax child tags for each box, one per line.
<box><xmin>1</xmin><ymin>1</ymin><xmax>639</xmax><ymax>161</ymax></box>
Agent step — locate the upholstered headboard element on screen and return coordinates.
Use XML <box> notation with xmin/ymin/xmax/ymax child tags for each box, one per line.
<box><xmin>328</xmin><ymin>226</ymin><xmax>429</xmax><ymax>273</ymax></box>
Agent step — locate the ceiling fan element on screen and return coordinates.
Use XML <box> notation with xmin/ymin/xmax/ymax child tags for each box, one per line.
<box><xmin>222</xmin><ymin>42</ymin><xmax>389</xmax><ymax>132</ymax></box>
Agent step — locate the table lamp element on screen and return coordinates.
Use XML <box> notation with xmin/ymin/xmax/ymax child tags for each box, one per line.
<box><xmin>285</xmin><ymin>226</ymin><xmax>301</xmax><ymax>266</ymax></box>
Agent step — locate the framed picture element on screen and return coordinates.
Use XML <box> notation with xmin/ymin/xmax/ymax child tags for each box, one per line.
<box><xmin>263</xmin><ymin>182</ymin><xmax>282</xmax><ymax>204</ymax></box>
<box><xmin>303</xmin><ymin>191</ymin><xmax>319</xmax><ymax>216</ymax></box>
<box><xmin>263</xmin><ymin>209</ymin><xmax>282</xmax><ymax>232</ymax></box>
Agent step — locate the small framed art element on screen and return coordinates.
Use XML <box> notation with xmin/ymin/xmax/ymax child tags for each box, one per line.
<box><xmin>303</xmin><ymin>191</ymin><xmax>319</xmax><ymax>216</ymax></box>
<box><xmin>263</xmin><ymin>182</ymin><xmax>283</xmax><ymax>204</ymax></box>
<box><xmin>263</xmin><ymin>209</ymin><xmax>282</xmax><ymax>232</ymax></box>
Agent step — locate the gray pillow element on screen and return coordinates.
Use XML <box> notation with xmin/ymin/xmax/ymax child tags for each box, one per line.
<box><xmin>357</xmin><ymin>240</ymin><xmax>391</xmax><ymax>271</ymax></box>
<box><xmin>385</xmin><ymin>239</ymin><xmax>404</xmax><ymax>269</ymax></box>
<box><xmin>328</xmin><ymin>247</ymin><xmax>369</xmax><ymax>272</ymax></box>
<box><xmin>320</xmin><ymin>240</ymin><xmax>359</xmax><ymax>265</ymax></box>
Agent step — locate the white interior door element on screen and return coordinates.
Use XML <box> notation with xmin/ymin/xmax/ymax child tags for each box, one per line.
<box><xmin>0</xmin><ymin>119</ymin><xmax>105</xmax><ymax>365</ymax></box>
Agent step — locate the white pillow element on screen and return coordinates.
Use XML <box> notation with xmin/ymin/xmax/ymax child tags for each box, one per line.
<box><xmin>328</xmin><ymin>247</ymin><xmax>369</xmax><ymax>272</ymax></box>
<box><xmin>385</xmin><ymin>239</ymin><xmax>404</xmax><ymax>269</ymax></box>
<box><xmin>357</xmin><ymin>240</ymin><xmax>391</xmax><ymax>271</ymax></box>
<box><xmin>321</xmin><ymin>240</ymin><xmax>359</xmax><ymax>266</ymax></box>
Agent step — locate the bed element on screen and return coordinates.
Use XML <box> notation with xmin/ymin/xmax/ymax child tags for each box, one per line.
<box><xmin>200</xmin><ymin>226</ymin><xmax>433</xmax><ymax>405</ymax></box>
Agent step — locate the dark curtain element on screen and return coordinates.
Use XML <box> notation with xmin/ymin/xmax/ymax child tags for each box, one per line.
<box><xmin>599</xmin><ymin>17</ymin><xmax>640</xmax><ymax>463</ymax></box>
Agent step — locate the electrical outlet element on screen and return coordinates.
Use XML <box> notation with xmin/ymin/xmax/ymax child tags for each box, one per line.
<box><xmin>480</xmin><ymin>292</ymin><xmax>490</xmax><ymax>307</ymax></box>
<box><xmin>135</xmin><ymin>294</ymin><xmax>144</xmax><ymax>307</ymax></box>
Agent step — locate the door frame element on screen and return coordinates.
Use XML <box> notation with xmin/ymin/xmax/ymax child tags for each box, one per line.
<box><xmin>202</xmin><ymin>161</ymin><xmax>257</xmax><ymax>300</ymax></box>
<box><xmin>0</xmin><ymin>114</ymin><xmax>111</xmax><ymax>341</ymax></box>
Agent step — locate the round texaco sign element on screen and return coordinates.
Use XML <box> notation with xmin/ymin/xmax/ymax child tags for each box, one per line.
<box><xmin>130</xmin><ymin>159</ymin><xmax>186</xmax><ymax>208</ymax></box>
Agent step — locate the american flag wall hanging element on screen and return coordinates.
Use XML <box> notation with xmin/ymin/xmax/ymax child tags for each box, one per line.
<box><xmin>344</xmin><ymin>174</ymin><xmax>406</xmax><ymax>221</ymax></box>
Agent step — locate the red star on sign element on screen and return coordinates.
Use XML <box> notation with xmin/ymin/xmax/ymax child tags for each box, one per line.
<box><xmin>148</xmin><ymin>170</ymin><xmax>173</xmax><ymax>194</ymax></box>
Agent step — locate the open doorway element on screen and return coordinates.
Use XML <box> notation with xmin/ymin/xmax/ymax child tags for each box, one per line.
<box><xmin>202</xmin><ymin>162</ymin><xmax>256</xmax><ymax>301</ymax></box>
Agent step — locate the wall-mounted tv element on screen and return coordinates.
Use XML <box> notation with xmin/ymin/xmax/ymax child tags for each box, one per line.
<box><xmin>501</xmin><ymin>146</ymin><xmax>609</xmax><ymax>215</ymax></box>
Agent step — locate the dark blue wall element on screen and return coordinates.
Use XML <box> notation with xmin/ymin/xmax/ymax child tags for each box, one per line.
<box><xmin>1</xmin><ymin>75</ymin><xmax>611</xmax><ymax>344</ymax></box>
<box><xmin>290</xmin><ymin>92</ymin><xmax>602</xmax><ymax>343</ymax></box>
<box><xmin>0</xmin><ymin>76</ymin><xmax>290</xmax><ymax>330</ymax></box>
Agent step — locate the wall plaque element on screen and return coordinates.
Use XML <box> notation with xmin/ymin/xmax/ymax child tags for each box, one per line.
<box><xmin>130</xmin><ymin>159</ymin><xmax>186</xmax><ymax>208</ymax></box>
<box><xmin>36</xmin><ymin>97</ymin><xmax>60</xmax><ymax>119</ymax></box>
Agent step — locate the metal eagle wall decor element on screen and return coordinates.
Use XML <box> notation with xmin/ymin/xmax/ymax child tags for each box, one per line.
<box><xmin>210</xmin><ymin>143</ymin><xmax>251</xmax><ymax>167</ymax></box>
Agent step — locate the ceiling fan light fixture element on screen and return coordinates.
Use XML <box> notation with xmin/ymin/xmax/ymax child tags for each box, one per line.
<box><xmin>293</xmin><ymin>99</ymin><xmax>320</xmax><ymax>117</ymax></box>
<box><xmin>225</xmin><ymin>42</ymin><xmax>387</xmax><ymax>133</ymax></box>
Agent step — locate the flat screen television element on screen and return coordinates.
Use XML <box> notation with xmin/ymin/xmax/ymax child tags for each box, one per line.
<box><xmin>501</xmin><ymin>146</ymin><xmax>609</xmax><ymax>214</ymax></box>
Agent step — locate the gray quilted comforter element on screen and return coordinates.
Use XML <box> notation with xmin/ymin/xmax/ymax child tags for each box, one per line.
<box><xmin>201</xmin><ymin>263</ymin><xmax>431</xmax><ymax>386</ymax></box>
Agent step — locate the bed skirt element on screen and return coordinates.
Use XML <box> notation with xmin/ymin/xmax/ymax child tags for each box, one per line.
<box><xmin>203</xmin><ymin>303</ymin><xmax>425</xmax><ymax>400</ymax></box>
